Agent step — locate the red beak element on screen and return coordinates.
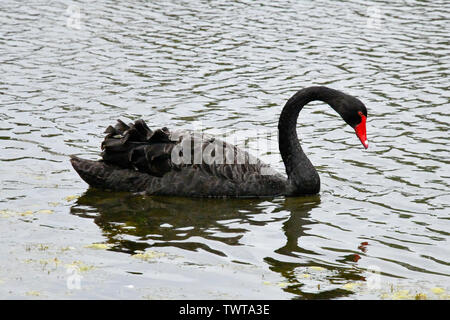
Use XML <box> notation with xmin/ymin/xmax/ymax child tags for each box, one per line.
<box><xmin>355</xmin><ymin>113</ymin><xmax>368</xmax><ymax>149</ymax></box>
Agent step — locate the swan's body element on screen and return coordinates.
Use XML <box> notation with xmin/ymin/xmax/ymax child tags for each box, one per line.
<box><xmin>71</xmin><ymin>86</ymin><xmax>368</xmax><ymax>198</ymax></box>
<box><xmin>71</xmin><ymin>128</ymin><xmax>289</xmax><ymax>197</ymax></box>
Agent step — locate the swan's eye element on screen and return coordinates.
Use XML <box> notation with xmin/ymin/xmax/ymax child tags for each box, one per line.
<box><xmin>358</xmin><ymin>110</ymin><xmax>367</xmax><ymax>119</ymax></box>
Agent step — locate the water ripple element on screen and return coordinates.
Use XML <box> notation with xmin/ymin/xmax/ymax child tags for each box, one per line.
<box><xmin>0</xmin><ymin>0</ymin><xmax>449</xmax><ymax>299</ymax></box>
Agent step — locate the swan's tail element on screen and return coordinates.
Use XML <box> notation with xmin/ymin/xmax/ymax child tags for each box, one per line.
<box><xmin>70</xmin><ymin>156</ymin><xmax>152</xmax><ymax>192</ymax></box>
<box><xmin>101</xmin><ymin>119</ymin><xmax>176</xmax><ymax>177</ymax></box>
<box><xmin>70</xmin><ymin>156</ymin><xmax>107</xmax><ymax>189</ymax></box>
<box><xmin>70</xmin><ymin>119</ymin><xmax>175</xmax><ymax>192</ymax></box>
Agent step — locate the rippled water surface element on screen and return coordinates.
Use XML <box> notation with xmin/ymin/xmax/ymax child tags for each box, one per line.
<box><xmin>0</xmin><ymin>0</ymin><xmax>449</xmax><ymax>299</ymax></box>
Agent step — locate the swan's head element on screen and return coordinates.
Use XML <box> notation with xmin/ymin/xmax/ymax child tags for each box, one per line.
<box><xmin>283</xmin><ymin>86</ymin><xmax>369</xmax><ymax>149</ymax></box>
<box><xmin>335</xmin><ymin>95</ymin><xmax>369</xmax><ymax>149</ymax></box>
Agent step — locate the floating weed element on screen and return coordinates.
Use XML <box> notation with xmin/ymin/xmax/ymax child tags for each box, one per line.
<box><xmin>277</xmin><ymin>282</ymin><xmax>289</xmax><ymax>288</ymax></box>
<box><xmin>65</xmin><ymin>261</ymin><xmax>95</xmax><ymax>272</ymax></box>
<box><xmin>64</xmin><ymin>195</ymin><xmax>79</xmax><ymax>202</ymax></box>
<box><xmin>84</xmin><ymin>243</ymin><xmax>112</xmax><ymax>250</ymax></box>
<box><xmin>24</xmin><ymin>243</ymin><xmax>51</xmax><ymax>252</ymax></box>
<box><xmin>1</xmin><ymin>209</ymin><xmax>27</xmax><ymax>217</ymax></box>
<box><xmin>37</xmin><ymin>209</ymin><xmax>53</xmax><ymax>214</ymax></box>
<box><xmin>39</xmin><ymin>259</ymin><xmax>50</xmax><ymax>267</ymax></box>
<box><xmin>25</xmin><ymin>291</ymin><xmax>41</xmax><ymax>297</ymax></box>
<box><xmin>431</xmin><ymin>287</ymin><xmax>445</xmax><ymax>295</ymax></box>
<box><xmin>58</xmin><ymin>246</ymin><xmax>76</xmax><ymax>253</ymax></box>
<box><xmin>385</xmin><ymin>289</ymin><xmax>415</xmax><ymax>300</ymax></box>
<box><xmin>309</xmin><ymin>266</ymin><xmax>326</xmax><ymax>272</ymax></box>
<box><xmin>379</xmin><ymin>284</ymin><xmax>449</xmax><ymax>300</ymax></box>
<box><xmin>132</xmin><ymin>250</ymin><xmax>166</xmax><ymax>261</ymax></box>
<box><xmin>37</xmin><ymin>244</ymin><xmax>49</xmax><ymax>251</ymax></box>
<box><xmin>23</xmin><ymin>257</ymin><xmax>61</xmax><ymax>271</ymax></box>
<box><xmin>262</xmin><ymin>280</ymin><xmax>290</xmax><ymax>288</ymax></box>
<box><xmin>292</xmin><ymin>266</ymin><xmax>334</xmax><ymax>290</ymax></box>
<box><xmin>48</xmin><ymin>202</ymin><xmax>60</xmax><ymax>207</ymax></box>
<box><xmin>1</xmin><ymin>209</ymin><xmax>53</xmax><ymax>218</ymax></box>
<box><xmin>342</xmin><ymin>282</ymin><xmax>363</xmax><ymax>291</ymax></box>
<box><xmin>0</xmin><ymin>209</ymin><xmax>13</xmax><ymax>217</ymax></box>
<box><xmin>415</xmin><ymin>293</ymin><xmax>427</xmax><ymax>300</ymax></box>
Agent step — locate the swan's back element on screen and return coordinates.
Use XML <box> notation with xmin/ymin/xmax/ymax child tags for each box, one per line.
<box><xmin>71</xmin><ymin>119</ymin><xmax>287</xmax><ymax>197</ymax></box>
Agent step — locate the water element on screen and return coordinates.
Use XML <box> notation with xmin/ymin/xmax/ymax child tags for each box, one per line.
<box><xmin>0</xmin><ymin>0</ymin><xmax>449</xmax><ymax>299</ymax></box>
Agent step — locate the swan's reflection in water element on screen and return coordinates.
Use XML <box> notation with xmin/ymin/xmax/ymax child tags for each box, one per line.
<box><xmin>71</xmin><ymin>189</ymin><xmax>289</xmax><ymax>255</ymax></box>
<box><xmin>71</xmin><ymin>190</ymin><xmax>360</xmax><ymax>299</ymax></box>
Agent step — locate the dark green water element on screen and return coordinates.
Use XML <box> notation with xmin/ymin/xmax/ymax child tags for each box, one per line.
<box><xmin>0</xmin><ymin>0</ymin><xmax>449</xmax><ymax>299</ymax></box>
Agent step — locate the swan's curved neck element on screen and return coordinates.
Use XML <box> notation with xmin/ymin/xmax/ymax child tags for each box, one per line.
<box><xmin>278</xmin><ymin>86</ymin><xmax>340</xmax><ymax>195</ymax></box>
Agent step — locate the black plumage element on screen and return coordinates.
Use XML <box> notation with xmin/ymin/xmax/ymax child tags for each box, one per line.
<box><xmin>71</xmin><ymin>86</ymin><xmax>368</xmax><ymax>198</ymax></box>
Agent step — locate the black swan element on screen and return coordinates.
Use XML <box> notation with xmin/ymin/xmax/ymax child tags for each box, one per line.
<box><xmin>71</xmin><ymin>86</ymin><xmax>368</xmax><ymax>197</ymax></box>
